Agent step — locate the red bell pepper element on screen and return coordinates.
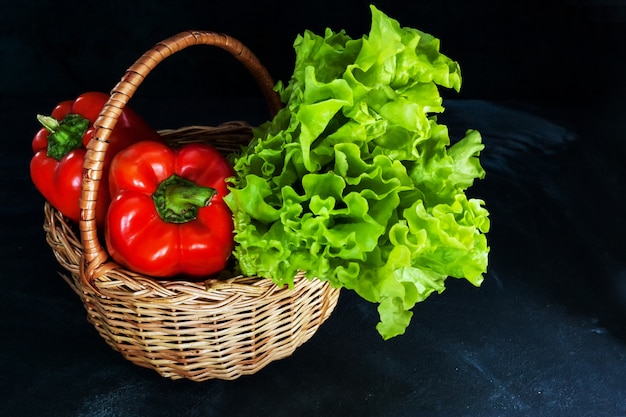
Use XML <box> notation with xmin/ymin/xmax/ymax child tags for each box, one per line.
<box><xmin>105</xmin><ymin>140</ymin><xmax>235</xmax><ymax>278</ymax></box>
<box><xmin>30</xmin><ymin>92</ymin><xmax>161</xmax><ymax>224</ymax></box>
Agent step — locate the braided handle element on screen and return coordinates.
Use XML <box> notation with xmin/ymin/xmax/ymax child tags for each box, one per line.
<box><xmin>79</xmin><ymin>31</ymin><xmax>282</xmax><ymax>277</ymax></box>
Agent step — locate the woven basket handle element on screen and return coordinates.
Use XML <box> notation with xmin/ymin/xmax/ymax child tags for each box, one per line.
<box><xmin>80</xmin><ymin>31</ymin><xmax>282</xmax><ymax>276</ymax></box>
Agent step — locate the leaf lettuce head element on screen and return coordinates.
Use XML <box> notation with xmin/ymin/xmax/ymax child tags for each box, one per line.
<box><xmin>226</xmin><ymin>5</ymin><xmax>490</xmax><ymax>340</ymax></box>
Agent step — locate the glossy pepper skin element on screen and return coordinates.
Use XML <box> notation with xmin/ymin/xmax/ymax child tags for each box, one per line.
<box><xmin>30</xmin><ymin>92</ymin><xmax>161</xmax><ymax>224</ymax></box>
<box><xmin>105</xmin><ymin>140</ymin><xmax>235</xmax><ymax>278</ymax></box>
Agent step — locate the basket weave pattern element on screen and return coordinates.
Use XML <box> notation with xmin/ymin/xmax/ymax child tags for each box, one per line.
<box><xmin>41</xmin><ymin>31</ymin><xmax>340</xmax><ymax>381</ymax></box>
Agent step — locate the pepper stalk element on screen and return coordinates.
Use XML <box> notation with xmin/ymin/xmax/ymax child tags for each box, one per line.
<box><xmin>37</xmin><ymin>113</ymin><xmax>89</xmax><ymax>161</ymax></box>
<box><xmin>152</xmin><ymin>174</ymin><xmax>217</xmax><ymax>224</ymax></box>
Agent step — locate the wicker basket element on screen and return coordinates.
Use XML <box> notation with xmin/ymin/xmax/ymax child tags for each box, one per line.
<box><xmin>42</xmin><ymin>31</ymin><xmax>340</xmax><ymax>382</ymax></box>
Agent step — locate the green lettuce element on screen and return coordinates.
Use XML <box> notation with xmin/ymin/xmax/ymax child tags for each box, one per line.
<box><xmin>225</xmin><ymin>5</ymin><xmax>490</xmax><ymax>339</ymax></box>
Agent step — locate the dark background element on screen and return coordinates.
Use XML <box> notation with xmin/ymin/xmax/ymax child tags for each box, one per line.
<box><xmin>2</xmin><ymin>1</ymin><xmax>626</xmax><ymax>416</ymax></box>
<box><xmin>3</xmin><ymin>0</ymin><xmax>625</xmax><ymax>105</ymax></box>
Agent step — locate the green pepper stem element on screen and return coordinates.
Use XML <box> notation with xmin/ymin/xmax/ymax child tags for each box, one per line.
<box><xmin>153</xmin><ymin>174</ymin><xmax>217</xmax><ymax>224</ymax></box>
<box><xmin>37</xmin><ymin>114</ymin><xmax>61</xmax><ymax>132</ymax></box>
<box><xmin>37</xmin><ymin>113</ymin><xmax>90</xmax><ymax>161</ymax></box>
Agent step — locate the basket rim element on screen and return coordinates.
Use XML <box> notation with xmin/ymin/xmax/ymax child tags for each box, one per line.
<box><xmin>44</xmin><ymin>196</ymin><xmax>335</xmax><ymax>303</ymax></box>
<box><xmin>43</xmin><ymin>123</ymin><xmax>278</xmax><ymax>296</ymax></box>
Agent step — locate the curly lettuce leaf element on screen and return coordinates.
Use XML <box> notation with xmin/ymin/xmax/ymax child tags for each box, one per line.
<box><xmin>226</xmin><ymin>5</ymin><xmax>490</xmax><ymax>340</ymax></box>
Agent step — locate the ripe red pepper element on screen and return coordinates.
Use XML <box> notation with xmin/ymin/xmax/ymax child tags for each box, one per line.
<box><xmin>30</xmin><ymin>92</ymin><xmax>161</xmax><ymax>224</ymax></box>
<box><xmin>105</xmin><ymin>140</ymin><xmax>235</xmax><ymax>278</ymax></box>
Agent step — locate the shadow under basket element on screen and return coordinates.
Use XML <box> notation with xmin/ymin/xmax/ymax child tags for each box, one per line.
<box><xmin>42</xmin><ymin>121</ymin><xmax>340</xmax><ymax>381</ymax></box>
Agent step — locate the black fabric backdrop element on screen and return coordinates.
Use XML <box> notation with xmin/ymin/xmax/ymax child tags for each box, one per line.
<box><xmin>3</xmin><ymin>0</ymin><xmax>625</xmax><ymax>103</ymax></box>
<box><xmin>2</xmin><ymin>1</ymin><xmax>626</xmax><ymax>416</ymax></box>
